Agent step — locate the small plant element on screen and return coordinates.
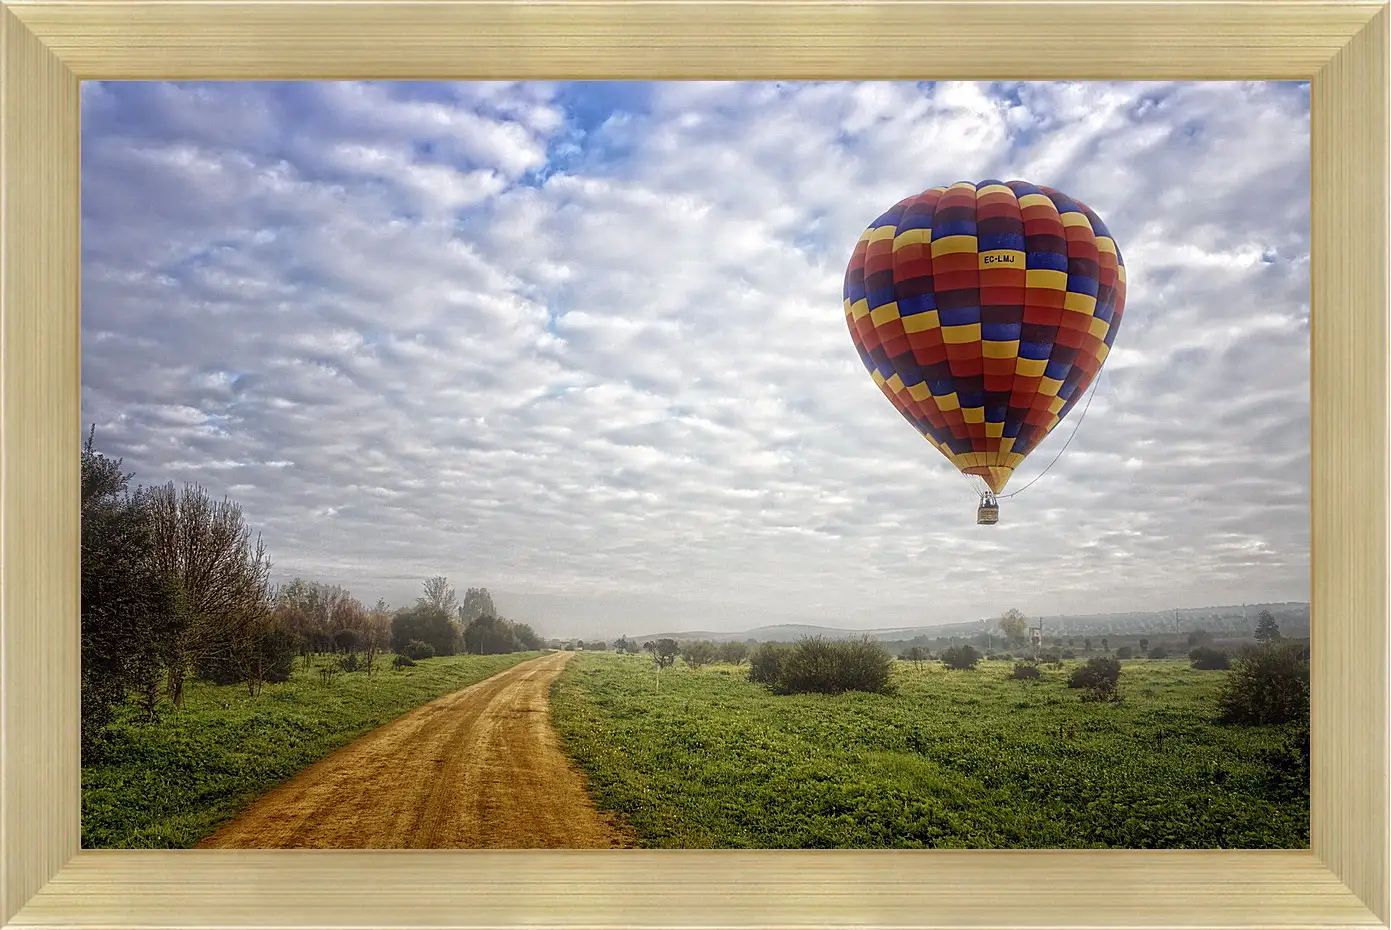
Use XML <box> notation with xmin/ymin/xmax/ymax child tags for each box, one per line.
<box><xmin>403</xmin><ymin>640</ymin><xmax>436</xmax><ymax>661</ymax></box>
<box><xmin>392</xmin><ymin>654</ymin><xmax>416</xmax><ymax>670</ymax></box>
<box><xmin>339</xmin><ymin>653</ymin><xmax>361</xmax><ymax>673</ymax></box>
<box><xmin>1115</xmin><ymin>646</ymin><xmax>1134</xmax><ymax>659</ymax></box>
<box><xmin>774</xmin><ymin>637</ymin><xmax>894</xmax><ymax>696</ymax></box>
<box><xmin>1008</xmin><ymin>663</ymin><xmax>1041</xmax><ymax>681</ymax></box>
<box><xmin>1189</xmin><ymin>646</ymin><xmax>1230</xmax><ymax>670</ymax></box>
<box><xmin>1061</xmin><ymin>649</ymin><xmax>1077</xmax><ymax>659</ymax></box>
<box><xmin>940</xmin><ymin>644</ymin><xmax>981</xmax><ymax>671</ymax></box>
<box><xmin>317</xmin><ymin>664</ymin><xmax>340</xmax><ymax>686</ymax></box>
<box><xmin>1147</xmin><ymin>646</ymin><xmax>1169</xmax><ymax>659</ymax></box>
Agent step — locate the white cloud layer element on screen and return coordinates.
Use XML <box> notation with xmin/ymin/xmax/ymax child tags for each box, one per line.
<box><xmin>81</xmin><ymin>80</ymin><xmax>1311</xmax><ymax>638</ymax></box>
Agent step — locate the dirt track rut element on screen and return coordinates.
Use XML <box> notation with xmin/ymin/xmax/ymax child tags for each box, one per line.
<box><xmin>198</xmin><ymin>651</ymin><xmax>634</xmax><ymax>849</ymax></box>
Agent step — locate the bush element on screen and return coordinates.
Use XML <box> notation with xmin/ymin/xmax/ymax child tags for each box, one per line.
<box><xmin>681</xmin><ymin>640</ymin><xmax>720</xmax><ymax>669</ymax></box>
<box><xmin>403</xmin><ymin>639</ymin><xmax>435</xmax><ymax>661</ymax></box>
<box><xmin>747</xmin><ymin>642</ymin><xmax>788</xmax><ymax>686</ymax></box>
<box><xmin>1009</xmin><ymin>663</ymin><xmax>1041</xmax><ymax>681</ymax></box>
<box><xmin>392</xmin><ymin>654</ymin><xmax>416</xmax><ymax>670</ymax></box>
<box><xmin>774</xmin><ymin>637</ymin><xmax>893</xmax><ymax>696</ymax></box>
<box><xmin>1038</xmin><ymin>651</ymin><xmax>1061</xmax><ymax>664</ymax></box>
<box><xmin>1061</xmin><ymin>650</ymin><xmax>1077</xmax><ymax>659</ymax></box>
<box><xmin>1068</xmin><ymin>656</ymin><xmax>1121</xmax><ymax>692</ymax></box>
<box><xmin>339</xmin><ymin>653</ymin><xmax>361</xmax><ymax>673</ymax></box>
<box><xmin>1115</xmin><ymin>646</ymin><xmax>1134</xmax><ymax>659</ymax></box>
<box><xmin>940</xmin><ymin>644</ymin><xmax>981</xmax><ymax>670</ymax></box>
<box><xmin>1147</xmin><ymin>646</ymin><xmax>1169</xmax><ymax>659</ymax></box>
<box><xmin>1190</xmin><ymin>646</ymin><xmax>1230</xmax><ymax>670</ymax></box>
<box><xmin>1217</xmin><ymin>640</ymin><xmax>1310</xmax><ymax>725</ymax></box>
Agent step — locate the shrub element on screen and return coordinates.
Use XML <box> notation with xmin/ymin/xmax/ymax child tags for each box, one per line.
<box><xmin>339</xmin><ymin>652</ymin><xmax>361</xmax><ymax>673</ymax></box>
<box><xmin>1115</xmin><ymin>646</ymin><xmax>1134</xmax><ymax>659</ymax></box>
<box><xmin>1147</xmin><ymin>646</ymin><xmax>1169</xmax><ymax>659</ymax></box>
<box><xmin>317</xmin><ymin>664</ymin><xmax>340</xmax><ymax>686</ymax></box>
<box><xmin>1008</xmin><ymin>663</ymin><xmax>1041</xmax><ymax>681</ymax></box>
<box><xmin>1038</xmin><ymin>651</ymin><xmax>1061</xmax><ymax>664</ymax></box>
<box><xmin>747</xmin><ymin>642</ymin><xmax>788</xmax><ymax>685</ymax></box>
<box><xmin>392</xmin><ymin>654</ymin><xmax>416</xmax><ymax>670</ymax></box>
<box><xmin>403</xmin><ymin>639</ymin><xmax>436</xmax><ymax>661</ymax></box>
<box><xmin>1061</xmin><ymin>650</ymin><xmax>1077</xmax><ymax>659</ymax></box>
<box><xmin>1068</xmin><ymin>656</ymin><xmax>1121</xmax><ymax>692</ymax></box>
<box><xmin>775</xmin><ymin>637</ymin><xmax>893</xmax><ymax>696</ymax></box>
<box><xmin>1190</xmin><ymin>646</ymin><xmax>1230</xmax><ymax>670</ymax></box>
<box><xmin>1217</xmin><ymin>640</ymin><xmax>1310</xmax><ymax>725</ymax></box>
<box><xmin>939</xmin><ymin>644</ymin><xmax>981</xmax><ymax>670</ymax></box>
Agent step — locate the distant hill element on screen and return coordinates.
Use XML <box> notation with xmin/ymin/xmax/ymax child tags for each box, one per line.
<box><xmin>628</xmin><ymin>602</ymin><xmax>1309</xmax><ymax>646</ymax></box>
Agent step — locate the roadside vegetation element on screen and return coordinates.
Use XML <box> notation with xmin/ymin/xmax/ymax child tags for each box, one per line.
<box><xmin>551</xmin><ymin>644</ymin><xmax>1309</xmax><ymax>849</ymax></box>
<box><xmin>80</xmin><ymin>429</ymin><xmax>547</xmax><ymax>847</ymax></box>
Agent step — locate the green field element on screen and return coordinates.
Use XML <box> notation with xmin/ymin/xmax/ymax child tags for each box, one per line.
<box><xmin>550</xmin><ymin>653</ymin><xmax>1308</xmax><ymax>849</ymax></box>
<box><xmin>82</xmin><ymin>651</ymin><xmax>541</xmax><ymax>849</ymax></box>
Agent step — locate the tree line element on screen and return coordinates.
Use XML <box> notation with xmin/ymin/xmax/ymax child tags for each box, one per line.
<box><xmin>80</xmin><ymin>430</ymin><xmax>542</xmax><ymax>758</ymax></box>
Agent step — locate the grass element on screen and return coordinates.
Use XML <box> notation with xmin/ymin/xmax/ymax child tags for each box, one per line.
<box><xmin>550</xmin><ymin>653</ymin><xmax>1308</xmax><ymax>849</ymax></box>
<box><xmin>82</xmin><ymin>651</ymin><xmax>542</xmax><ymax>848</ymax></box>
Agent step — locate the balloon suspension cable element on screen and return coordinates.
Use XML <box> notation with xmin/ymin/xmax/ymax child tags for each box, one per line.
<box><xmin>999</xmin><ymin>370</ymin><xmax>1105</xmax><ymax>501</ymax></box>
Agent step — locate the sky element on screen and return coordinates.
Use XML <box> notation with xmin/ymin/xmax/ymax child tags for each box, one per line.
<box><xmin>80</xmin><ymin>80</ymin><xmax>1312</xmax><ymax>640</ymax></box>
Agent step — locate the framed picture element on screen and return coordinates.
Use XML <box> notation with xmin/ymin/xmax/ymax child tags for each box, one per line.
<box><xmin>2</xmin><ymin>1</ymin><xmax>1385</xmax><ymax>928</ymax></box>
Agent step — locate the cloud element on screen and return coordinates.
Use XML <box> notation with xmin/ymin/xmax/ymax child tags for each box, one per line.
<box><xmin>81</xmin><ymin>80</ymin><xmax>1311</xmax><ymax>638</ymax></box>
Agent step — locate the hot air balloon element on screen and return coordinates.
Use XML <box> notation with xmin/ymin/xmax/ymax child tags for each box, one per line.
<box><xmin>842</xmin><ymin>180</ymin><xmax>1126</xmax><ymax>524</ymax></box>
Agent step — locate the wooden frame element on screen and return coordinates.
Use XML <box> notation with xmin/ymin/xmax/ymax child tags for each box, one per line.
<box><xmin>1</xmin><ymin>1</ymin><xmax>1386</xmax><ymax>927</ymax></box>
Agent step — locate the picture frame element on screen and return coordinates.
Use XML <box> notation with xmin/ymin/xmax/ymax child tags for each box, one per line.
<box><xmin>1</xmin><ymin>1</ymin><xmax>1386</xmax><ymax>927</ymax></box>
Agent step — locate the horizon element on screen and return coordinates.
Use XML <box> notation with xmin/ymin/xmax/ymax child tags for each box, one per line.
<box><xmin>81</xmin><ymin>80</ymin><xmax>1312</xmax><ymax>640</ymax></box>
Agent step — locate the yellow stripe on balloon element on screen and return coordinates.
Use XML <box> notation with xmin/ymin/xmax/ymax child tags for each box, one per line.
<box><xmin>1089</xmin><ymin>317</ymin><xmax>1110</xmax><ymax>339</ymax></box>
<box><xmin>907</xmin><ymin>382</ymin><xmax>931</xmax><ymax>402</ymax></box>
<box><xmin>1018</xmin><ymin>193</ymin><xmax>1054</xmax><ymax>210</ymax></box>
<box><xmin>982</xmin><ymin>339</ymin><xmax>1020</xmax><ymax>359</ymax></box>
<box><xmin>893</xmin><ymin>228</ymin><xmax>930</xmax><ymax>249</ymax></box>
<box><xmin>1026</xmin><ymin>269</ymin><xmax>1069</xmax><ymax>291</ymax></box>
<box><xmin>977</xmin><ymin>183</ymin><xmax>1014</xmax><ymax>198</ymax></box>
<box><xmin>869</xmin><ymin>225</ymin><xmax>898</xmax><ymax>242</ymax></box>
<box><xmin>978</xmin><ymin>249</ymin><xmax>1025</xmax><ymax>270</ymax></box>
<box><xmin>985</xmin><ymin>422</ymin><xmax>1005</xmax><ymax>438</ymax></box>
<box><xmin>930</xmin><ymin>235</ymin><xmax>979</xmax><ymax>257</ymax></box>
<box><xmin>934</xmin><ymin>392</ymin><xmax>961</xmax><ymax>412</ymax></box>
<box><xmin>902</xmin><ymin>310</ymin><xmax>940</xmax><ymax>333</ymax></box>
<box><xmin>1039</xmin><ymin>376</ymin><xmax>1064</xmax><ymax>397</ymax></box>
<box><xmin>1064</xmin><ymin>292</ymin><xmax>1098</xmax><ymax>315</ymax></box>
<box><xmin>941</xmin><ymin>324</ymin><xmax>982</xmax><ymax>344</ymax></box>
<box><xmin>1015</xmin><ymin>357</ymin><xmax>1047</xmax><ymax>377</ymax></box>
<box><xmin>869</xmin><ymin>303</ymin><xmax>901</xmax><ymax>326</ymax></box>
<box><xmin>961</xmin><ymin>407</ymin><xmax>985</xmax><ymax>424</ymax></box>
<box><xmin>1060</xmin><ymin>212</ymin><xmax>1094</xmax><ymax>230</ymax></box>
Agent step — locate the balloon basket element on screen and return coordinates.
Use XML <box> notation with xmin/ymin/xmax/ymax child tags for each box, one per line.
<box><xmin>976</xmin><ymin>494</ymin><xmax>1000</xmax><ymax>525</ymax></box>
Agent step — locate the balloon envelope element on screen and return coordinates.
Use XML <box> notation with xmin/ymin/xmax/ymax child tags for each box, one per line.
<box><xmin>842</xmin><ymin>180</ymin><xmax>1126</xmax><ymax>494</ymax></box>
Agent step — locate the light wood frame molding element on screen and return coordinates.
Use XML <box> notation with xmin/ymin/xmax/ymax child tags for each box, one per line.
<box><xmin>1</xmin><ymin>2</ymin><xmax>1386</xmax><ymax>928</ymax></box>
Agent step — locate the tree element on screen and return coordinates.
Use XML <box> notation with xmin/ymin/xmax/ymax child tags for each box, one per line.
<box><xmin>419</xmin><ymin>576</ymin><xmax>458</xmax><ymax>616</ymax></box>
<box><xmin>1083</xmin><ymin>637</ymin><xmax>1093</xmax><ymax>653</ymax></box>
<box><xmin>80</xmin><ymin>430</ymin><xmax>180</xmax><ymax>753</ymax></box>
<box><xmin>613</xmin><ymin>635</ymin><xmax>636</xmax><ymax>654</ymax></box>
<box><xmin>1254</xmin><ymin>610</ymin><xmax>1281</xmax><ymax>643</ymax></box>
<box><xmin>463</xmin><ymin>615</ymin><xmax>522</xmax><ymax>655</ymax></box>
<box><xmin>459</xmin><ymin>587</ymin><xmax>496</xmax><ymax>624</ymax></box>
<box><xmin>391</xmin><ymin>604</ymin><xmax>458</xmax><ymax>656</ymax></box>
<box><xmin>1101</xmin><ymin>637</ymin><xmax>1110</xmax><ymax>653</ymax></box>
<box><xmin>718</xmin><ymin>640</ymin><xmax>750</xmax><ymax>664</ymax></box>
<box><xmin>1139</xmin><ymin>638</ymin><xmax>1150</xmax><ymax>654</ymax></box>
<box><xmin>651</xmin><ymin>638</ymin><xmax>679</xmax><ymax>670</ymax></box>
<box><xmin>998</xmin><ymin>608</ymin><xmax>1028</xmax><ymax>646</ymax></box>
<box><xmin>512</xmin><ymin>622</ymin><xmax>544</xmax><ymax>651</ymax></box>
<box><xmin>138</xmin><ymin>480</ymin><xmax>274</xmax><ymax>705</ymax></box>
<box><xmin>900</xmin><ymin>645</ymin><xmax>928</xmax><ymax>669</ymax></box>
<box><xmin>680</xmin><ymin>640</ymin><xmax>719</xmax><ymax>669</ymax></box>
<box><xmin>1187</xmin><ymin>629</ymin><xmax>1213</xmax><ymax>647</ymax></box>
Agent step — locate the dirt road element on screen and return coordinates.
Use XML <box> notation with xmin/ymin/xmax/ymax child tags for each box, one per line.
<box><xmin>198</xmin><ymin>651</ymin><xmax>635</xmax><ymax>849</ymax></box>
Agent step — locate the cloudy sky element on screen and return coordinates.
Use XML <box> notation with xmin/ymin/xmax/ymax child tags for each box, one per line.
<box><xmin>80</xmin><ymin>80</ymin><xmax>1311</xmax><ymax>639</ymax></box>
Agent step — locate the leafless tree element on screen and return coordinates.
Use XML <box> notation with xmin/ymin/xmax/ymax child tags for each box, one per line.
<box><xmin>139</xmin><ymin>482</ymin><xmax>273</xmax><ymax>705</ymax></box>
